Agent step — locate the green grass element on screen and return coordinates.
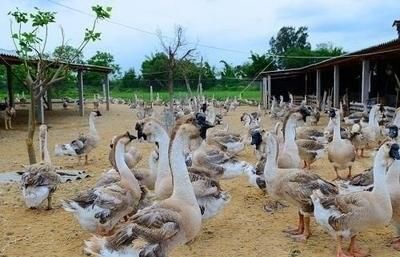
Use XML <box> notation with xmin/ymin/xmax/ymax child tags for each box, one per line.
<box><xmin>0</xmin><ymin>88</ymin><xmax>261</xmax><ymax>102</ymax></box>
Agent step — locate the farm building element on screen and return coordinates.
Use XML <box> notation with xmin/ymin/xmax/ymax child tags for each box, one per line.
<box><xmin>0</xmin><ymin>49</ymin><xmax>113</xmax><ymax>122</ymax></box>
<box><xmin>261</xmin><ymin>22</ymin><xmax>400</xmax><ymax>109</ymax></box>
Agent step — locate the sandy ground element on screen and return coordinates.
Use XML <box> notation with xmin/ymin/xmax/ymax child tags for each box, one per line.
<box><xmin>0</xmin><ymin>104</ymin><xmax>398</xmax><ymax>257</ymax></box>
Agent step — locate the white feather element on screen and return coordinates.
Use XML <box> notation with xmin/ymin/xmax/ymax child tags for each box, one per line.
<box><xmin>22</xmin><ymin>186</ymin><xmax>49</xmax><ymax>208</ymax></box>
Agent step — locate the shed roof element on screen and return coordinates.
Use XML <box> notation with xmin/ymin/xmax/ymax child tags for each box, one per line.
<box><xmin>262</xmin><ymin>38</ymin><xmax>400</xmax><ymax>77</ymax></box>
<box><xmin>0</xmin><ymin>48</ymin><xmax>113</xmax><ymax>73</ymax></box>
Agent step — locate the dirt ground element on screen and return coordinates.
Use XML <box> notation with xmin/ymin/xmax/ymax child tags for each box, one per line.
<box><xmin>0</xmin><ymin>104</ymin><xmax>398</xmax><ymax>257</ymax></box>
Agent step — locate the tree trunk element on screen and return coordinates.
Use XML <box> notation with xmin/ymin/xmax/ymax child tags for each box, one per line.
<box><xmin>183</xmin><ymin>73</ymin><xmax>192</xmax><ymax>96</ymax></box>
<box><xmin>26</xmin><ymin>84</ymin><xmax>37</xmax><ymax>164</ymax></box>
<box><xmin>168</xmin><ymin>69</ymin><xmax>174</xmax><ymax>110</ymax></box>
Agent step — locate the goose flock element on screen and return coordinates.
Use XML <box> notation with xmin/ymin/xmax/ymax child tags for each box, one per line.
<box><xmin>14</xmin><ymin>93</ymin><xmax>400</xmax><ymax>257</ymax></box>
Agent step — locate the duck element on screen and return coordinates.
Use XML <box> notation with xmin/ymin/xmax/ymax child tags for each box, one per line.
<box><xmin>262</xmin><ymin>132</ymin><xmax>338</xmax><ymax>241</ymax></box>
<box><xmin>311</xmin><ymin>141</ymin><xmax>398</xmax><ymax>257</ymax></box>
<box><xmin>360</xmin><ymin>104</ymin><xmax>385</xmax><ymax>148</ymax></box>
<box><xmin>21</xmin><ymin>124</ymin><xmax>61</xmax><ymax>210</ymax></box>
<box><xmin>142</xmin><ymin>116</ymin><xmax>230</xmax><ymax>219</ymax></box>
<box><xmin>62</xmin><ymin>132</ymin><xmax>143</xmax><ymax>235</ymax></box>
<box><xmin>349</xmin><ymin>123</ymin><xmax>367</xmax><ymax>157</ymax></box>
<box><xmin>327</xmin><ymin>109</ymin><xmax>356</xmax><ymax>180</ymax></box>
<box><xmin>296</xmin><ymin>139</ymin><xmax>325</xmax><ymax>169</ymax></box>
<box><xmin>206</xmin><ymin>129</ymin><xmax>245</xmax><ymax>155</ymax></box>
<box><xmin>55</xmin><ymin>110</ymin><xmax>102</xmax><ymax>165</ymax></box>
<box><xmin>84</xmin><ymin>116</ymin><xmax>205</xmax><ymax>257</ymax></box>
<box><xmin>277</xmin><ymin>108</ymin><xmax>309</xmax><ymax>169</ymax></box>
<box><xmin>343</xmin><ymin>102</ymin><xmax>368</xmax><ymax>125</ymax></box>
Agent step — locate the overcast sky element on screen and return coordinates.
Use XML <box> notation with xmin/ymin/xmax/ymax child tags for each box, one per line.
<box><xmin>1</xmin><ymin>0</ymin><xmax>400</xmax><ymax>73</ymax></box>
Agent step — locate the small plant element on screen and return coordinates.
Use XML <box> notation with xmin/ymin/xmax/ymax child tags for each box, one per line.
<box><xmin>8</xmin><ymin>5</ymin><xmax>111</xmax><ymax>164</ymax></box>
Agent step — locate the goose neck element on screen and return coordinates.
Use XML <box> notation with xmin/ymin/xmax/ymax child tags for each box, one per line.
<box><xmin>40</xmin><ymin>130</ymin><xmax>51</xmax><ymax>164</ymax></box>
<box><xmin>333</xmin><ymin>118</ymin><xmax>342</xmax><ymax>141</ymax></box>
<box><xmin>156</xmin><ymin>128</ymin><xmax>171</xmax><ymax>178</ymax></box>
<box><xmin>89</xmin><ymin>114</ymin><xmax>98</xmax><ymax>136</ymax></box>
<box><xmin>115</xmin><ymin>141</ymin><xmax>141</xmax><ymax>196</ymax></box>
<box><xmin>169</xmin><ymin>130</ymin><xmax>197</xmax><ymax>204</ymax></box>
<box><xmin>264</xmin><ymin>142</ymin><xmax>279</xmax><ymax>182</ymax></box>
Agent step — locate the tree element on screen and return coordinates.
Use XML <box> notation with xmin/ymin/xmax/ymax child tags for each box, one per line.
<box><xmin>240</xmin><ymin>53</ymin><xmax>276</xmax><ymax>78</ymax></box>
<box><xmin>8</xmin><ymin>5</ymin><xmax>111</xmax><ymax>164</ymax></box>
<box><xmin>157</xmin><ymin>25</ymin><xmax>196</xmax><ymax>107</ymax></box>
<box><xmin>84</xmin><ymin>51</ymin><xmax>119</xmax><ymax>91</ymax></box>
<box><xmin>53</xmin><ymin>45</ymin><xmax>84</xmax><ymax>63</ymax></box>
<box><xmin>141</xmin><ymin>52</ymin><xmax>169</xmax><ymax>83</ymax></box>
<box><xmin>121</xmin><ymin>68</ymin><xmax>137</xmax><ymax>90</ymax></box>
<box><xmin>269</xmin><ymin>26</ymin><xmax>311</xmax><ymax>69</ymax></box>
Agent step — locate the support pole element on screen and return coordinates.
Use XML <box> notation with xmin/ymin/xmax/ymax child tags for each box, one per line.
<box><xmin>36</xmin><ymin>87</ymin><xmax>44</xmax><ymax>124</ymax></box>
<box><xmin>267</xmin><ymin>75</ymin><xmax>272</xmax><ymax>109</ymax></box>
<box><xmin>304</xmin><ymin>73</ymin><xmax>308</xmax><ymax>97</ymax></box>
<box><xmin>105</xmin><ymin>73</ymin><xmax>110</xmax><ymax>111</ymax></box>
<box><xmin>77</xmin><ymin>70</ymin><xmax>84</xmax><ymax>117</ymax></box>
<box><xmin>361</xmin><ymin>60</ymin><xmax>370</xmax><ymax>103</ymax></box>
<box><xmin>262</xmin><ymin>77</ymin><xmax>267</xmax><ymax>108</ymax></box>
<box><xmin>6</xmin><ymin>65</ymin><xmax>14</xmax><ymax>107</ymax></box>
<box><xmin>150</xmin><ymin>86</ymin><xmax>153</xmax><ymax>102</ymax></box>
<box><xmin>333</xmin><ymin>65</ymin><xmax>340</xmax><ymax>108</ymax></box>
<box><xmin>316</xmin><ymin>69</ymin><xmax>321</xmax><ymax>104</ymax></box>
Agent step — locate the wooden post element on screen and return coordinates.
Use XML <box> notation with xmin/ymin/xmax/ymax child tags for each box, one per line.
<box><xmin>304</xmin><ymin>73</ymin><xmax>308</xmax><ymax>97</ymax></box>
<box><xmin>316</xmin><ymin>69</ymin><xmax>321</xmax><ymax>104</ymax></box>
<box><xmin>361</xmin><ymin>60</ymin><xmax>370</xmax><ymax>103</ymax></box>
<box><xmin>262</xmin><ymin>77</ymin><xmax>267</xmax><ymax>108</ymax></box>
<box><xmin>150</xmin><ymin>86</ymin><xmax>153</xmax><ymax>102</ymax></box>
<box><xmin>77</xmin><ymin>70</ymin><xmax>84</xmax><ymax>117</ymax></box>
<box><xmin>6</xmin><ymin>65</ymin><xmax>14</xmax><ymax>107</ymax></box>
<box><xmin>333</xmin><ymin>65</ymin><xmax>340</xmax><ymax>108</ymax></box>
<box><xmin>105</xmin><ymin>73</ymin><xmax>110</xmax><ymax>111</ymax></box>
<box><xmin>267</xmin><ymin>75</ymin><xmax>272</xmax><ymax>109</ymax></box>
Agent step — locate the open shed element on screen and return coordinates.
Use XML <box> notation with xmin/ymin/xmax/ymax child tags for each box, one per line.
<box><xmin>261</xmin><ymin>39</ymin><xmax>400</xmax><ymax>109</ymax></box>
<box><xmin>0</xmin><ymin>48</ymin><xmax>113</xmax><ymax>122</ymax></box>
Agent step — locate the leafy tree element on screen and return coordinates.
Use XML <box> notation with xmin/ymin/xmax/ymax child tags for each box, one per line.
<box><xmin>8</xmin><ymin>5</ymin><xmax>111</xmax><ymax>164</ymax></box>
<box><xmin>241</xmin><ymin>53</ymin><xmax>276</xmax><ymax>78</ymax></box>
<box><xmin>53</xmin><ymin>45</ymin><xmax>84</xmax><ymax>63</ymax></box>
<box><xmin>120</xmin><ymin>68</ymin><xmax>137</xmax><ymax>90</ymax></box>
<box><xmin>84</xmin><ymin>51</ymin><xmax>119</xmax><ymax>91</ymax></box>
<box><xmin>141</xmin><ymin>52</ymin><xmax>169</xmax><ymax>83</ymax></box>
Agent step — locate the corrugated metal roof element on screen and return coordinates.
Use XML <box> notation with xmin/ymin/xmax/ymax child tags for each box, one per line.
<box><xmin>262</xmin><ymin>38</ymin><xmax>400</xmax><ymax>76</ymax></box>
<box><xmin>0</xmin><ymin>48</ymin><xmax>113</xmax><ymax>73</ymax></box>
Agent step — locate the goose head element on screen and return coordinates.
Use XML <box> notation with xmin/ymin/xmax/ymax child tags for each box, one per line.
<box><xmin>109</xmin><ymin>131</ymin><xmax>136</xmax><ymax>170</ymax></box>
<box><xmin>386</xmin><ymin>125</ymin><xmax>399</xmax><ymax>139</ymax></box>
<box><xmin>250</xmin><ymin>129</ymin><xmax>264</xmax><ymax>150</ymax></box>
<box><xmin>195</xmin><ymin>113</ymin><xmax>214</xmax><ymax>139</ymax></box>
<box><xmin>91</xmin><ymin>110</ymin><xmax>102</xmax><ymax>117</ymax></box>
<box><xmin>376</xmin><ymin>141</ymin><xmax>400</xmax><ymax>169</ymax></box>
<box><xmin>141</xmin><ymin>118</ymin><xmax>165</xmax><ymax>143</ymax></box>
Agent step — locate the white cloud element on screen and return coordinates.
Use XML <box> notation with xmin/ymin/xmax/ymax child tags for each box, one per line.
<box><xmin>1</xmin><ymin>0</ymin><xmax>399</xmax><ymax>72</ymax></box>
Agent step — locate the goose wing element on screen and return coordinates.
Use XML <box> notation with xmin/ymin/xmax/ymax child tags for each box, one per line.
<box><xmin>21</xmin><ymin>163</ymin><xmax>60</xmax><ymax>190</ymax></box>
<box><xmin>202</xmin><ymin>148</ymin><xmax>231</xmax><ymax>164</ymax></box>
<box><xmin>296</xmin><ymin>139</ymin><xmax>324</xmax><ymax>151</ymax></box>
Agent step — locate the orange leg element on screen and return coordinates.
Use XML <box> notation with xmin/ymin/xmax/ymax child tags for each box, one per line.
<box><xmin>348</xmin><ymin>235</ymin><xmax>369</xmax><ymax>257</ymax></box>
<box><xmin>336</xmin><ymin>235</ymin><xmax>353</xmax><ymax>257</ymax></box>
<box><xmin>360</xmin><ymin>149</ymin><xmax>364</xmax><ymax>158</ymax></box>
<box><xmin>283</xmin><ymin>212</ymin><xmax>304</xmax><ymax>235</ymax></box>
<box><xmin>85</xmin><ymin>155</ymin><xmax>89</xmax><ymax>165</ymax></box>
<box><xmin>291</xmin><ymin>216</ymin><xmax>312</xmax><ymax>242</ymax></box>
<box><xmin>390</xmin><ymin>236</ymin><xmax>400</xmax><ymax>250</ymax></box>
<box><xmin>334</xmin><ymin>167</ymin><xmax>343</xmax><ymax>181</ymax></box>
<box><xmin>347</xmin><ymin>166</ymin><xmax>352</xmax><ymax>179</ymax></box>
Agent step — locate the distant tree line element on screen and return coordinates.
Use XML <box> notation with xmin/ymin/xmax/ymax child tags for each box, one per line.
<box><xmin>0</xmin><ymin>26</ymin><xmax>345</xmax><ymax>98</ymax></box>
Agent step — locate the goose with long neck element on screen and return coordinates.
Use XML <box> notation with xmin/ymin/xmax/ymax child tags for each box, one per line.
<box><xmin>143</xmin><ymin>116</ymin><xmax>230</xmax><ymax>219</ymax></box>
<box><xmin>277</xmin><ymin>109</ymin><xmax>309</xmax><ymax>169</ymax></box>
<box><xmin>386</xmin><ymin>143</ymin><xmax>400</xmax><ymax>250</ymax></box>
<box><xmin>63</xmin><ymin>132</ymin><xmax>143</xmax><ymax>234</ymax></box>
<box><xmin>327</xmin><ymin>109</ymin><xmax>356</xmax><ymax>180</ymax></box>
<box><xmin>263</xmin><ymin>132</ymin><xmax>337</xmax><ymax>241</ymax></box>
<box><xmin>55</xmin><ymin>110</ymin><xmax>102</xmax><ymax>165</ymax></box>
<box><xmin>84</xmin><ymin>118</ymin><xmax>204</xmax><ymax>257</ymax></box>
<box><xmin>311</xmin><ymin>141</ymin><xmax>398</xmax><ymax>257</ymax></box>
<box><xmin>21</xmin><ymin>125</ymin><xmax>60</xmax><ymax>209</ymax></box>
<box><xmin>360</xmin><ymin>104</ymin><xmax>384</xmax><ymax>147</ymax></box>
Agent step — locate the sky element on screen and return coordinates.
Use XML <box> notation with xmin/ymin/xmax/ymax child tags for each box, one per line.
<box><xmin>1</xmin><ymin>0</ymin><xmax>400</xmax><ymax>73</ymax></box>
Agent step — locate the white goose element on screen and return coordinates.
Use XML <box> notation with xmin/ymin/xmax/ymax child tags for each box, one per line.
<box><xmin>62</xmin><ymin>132</ymin><xmax>143</xmax><ymax>234</ymax></box>
<box><xmin>21</xmin><ymin>125</ymin><xmax>60</xmax><ymax>209</ymax></box>
<box><xmin>55</xmin><ymin>110</ymin><xmax>102</xmax><ymax>164</ymax></box>
<box><xmin>311</xmin><ymin>141</ymin><xmax>398</xmax><ymax>257</ymax></box>
<box><xmin>84</xmin><ymin>117</ymin><xmax>204</xmax><ymax>257</ymax></box>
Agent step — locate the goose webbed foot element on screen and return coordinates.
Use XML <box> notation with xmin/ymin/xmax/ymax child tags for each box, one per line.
<box><xmin>348</xmin><ymin>236</ymin><xmax>370</xmax><ymax>257</ymax></box>
<box><xmin>264</xmin><ymin>200</ymin><xmax>288</xmax><ymax>212</ymax></box>
<box><xmin>389</xmin><ymin>237</ymin><xmax>400</xmax><ymax>251</ymax></box>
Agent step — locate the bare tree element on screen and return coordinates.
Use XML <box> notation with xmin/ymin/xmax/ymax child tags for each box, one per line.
<box><xmin>157</xmin><ymin>26</ymin><xmax>196</xmax><ymax>108</ymax></box>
